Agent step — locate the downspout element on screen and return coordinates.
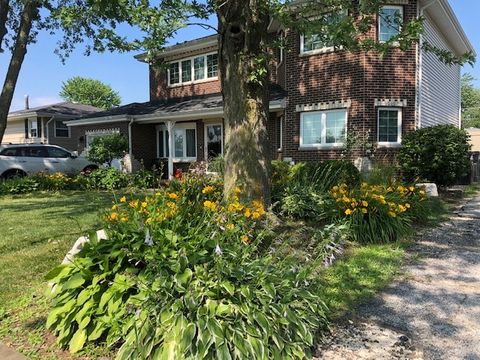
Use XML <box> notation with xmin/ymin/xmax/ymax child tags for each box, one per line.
<box><xmin>45</xmin><ymin>116</ymin><xmax>55</xmax><ymax>143</ymax></box>
<box><xmin>127</xmin><ymin>116</ymin><xmax>134</xmax><ymax>173</ymax></box>
<box><xmin>128</xmin><ymin>116</ymin><xmax>134</xmax><ymax>157</ymax></box>
<box><xmin>417</xmin><ymin>0</ymin><xmax>439</xmax><ymax>129</ymax></box>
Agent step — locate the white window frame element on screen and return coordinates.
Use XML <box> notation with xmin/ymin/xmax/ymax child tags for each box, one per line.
<box><xmin>167</xmin><ymin>52</ymin><xmax>218</xmax><ymax>87</ymax></box>
<box><xmin>378</xmin><ymin>5</ymin><xmax>403</xmax><ymax>43</ymax></box>
<box><xmin>29</xmin><ymin>119</ymin><xmax>38</xmax><ymax>138</ymax></box>
<box><xmin>156</xmin><ymin>122</ymin><xmax>197</xmax><ymax>162</ymax></box>
<box><xmin>300</xmin><ymin>34</ymin><xmax>335</xmax><ymax>55</ymax></box>
<box><xmin>299</xmin><ymin>11</ymin><xmax>347</xmax><ymax>56</ymax></box>
<box><xmin>299</xmin><ymin>109</ymin><xmax>348</xmax><ymax>149</ymax></box>
<box><xmin>54</xmin><ymin>120</ymin><xmax>70</xmax><ymax>138</ymax></box>
<box><xmin>377</xmin><ymin>107</ymin><xmax>402</xmax><ymax>147</ymax></box>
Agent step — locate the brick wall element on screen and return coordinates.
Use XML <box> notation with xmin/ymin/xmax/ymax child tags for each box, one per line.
<box><xmin>282</xmin><ymin>1</ymin><xmax>417</xmax><ymax>163</ymax></box>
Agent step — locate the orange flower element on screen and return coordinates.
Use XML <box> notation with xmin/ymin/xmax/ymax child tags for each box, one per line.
<box><xmin>241</xmin><ymin>235</ymin><xmax>249</xmax><ymax>244</ymax></box>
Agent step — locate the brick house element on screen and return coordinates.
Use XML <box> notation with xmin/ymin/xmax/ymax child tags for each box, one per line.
<box><xmin>67</xmin><ymin>0</ymin><xmax>474</xmax><ymax>177</ymax></box>
<box><xmin>2</xmin><ymin>101</ymin><xmax>102</xmax><ymax>151</ymax></box>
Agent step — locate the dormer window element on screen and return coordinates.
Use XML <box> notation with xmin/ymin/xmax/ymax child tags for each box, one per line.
<box><xmin>168</xmin><ymin>53</ymin><xmax>218</xmax><ymax>86</ymax></box>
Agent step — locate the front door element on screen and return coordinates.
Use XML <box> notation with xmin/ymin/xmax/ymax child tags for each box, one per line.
<box><xmin>205</xmin><ymin>123</ymin><xmax>223</xmax><ymax>161</ymax></box>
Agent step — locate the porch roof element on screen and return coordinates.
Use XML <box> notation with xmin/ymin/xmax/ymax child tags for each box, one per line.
<box><xmin>66</xmin><ymin>85</ymin><xmax>287</xmax><ymax>127</ymax></box>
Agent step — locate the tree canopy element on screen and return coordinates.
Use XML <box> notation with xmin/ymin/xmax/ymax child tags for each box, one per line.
<box><xmin>461</xmin><ymin>73</ymin><xmax>480</xmax><ymax>129</ymax></box>
<box><xmin>60</xmin><ymin>76</ymin><xmax>121</xmax><ymax>109</ymax></box>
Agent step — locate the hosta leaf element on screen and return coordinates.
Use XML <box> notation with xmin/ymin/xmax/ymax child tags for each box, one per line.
<box><xmin>221</xmin><ymin>281</ymin><xmax>235</xmax><ymax>296</ymax></box>
<box><xmin>63</xmin><ymin>273</ymin><xmax>85</xmax><ymax>290</ymax></box>
<box><xmin>87</xmin><ymin>321</ymin><xmax>106</xmax><ymax>341</ymax></box>
<box><xmin>216</xmin><ymin>341</ymin><xmax>232</xmax><ymax>360</ymax></box>
<box><xmin>69</xmin><ymin>329</ymin><xmax>87</xmax><ymax>353</ymax></box>
<box><xmin>175</xmin><ymin>268</ymin><xmax>193</xmax><ymax>287</ymax></box>
<box><xmin>45</xmin><ymin>265</ymin><xmax>69</xmax><ymax>281</ymax></box>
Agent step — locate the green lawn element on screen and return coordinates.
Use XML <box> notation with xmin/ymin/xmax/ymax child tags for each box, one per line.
<box><xmin>0</xmin><ymin>191</ymin><xmax>423</xmax><ymax>359</ymax></box>
<box><xmin>0</xmin><ymin>191</ymin><xmax>122</xmax><ymax>359</ymax></box>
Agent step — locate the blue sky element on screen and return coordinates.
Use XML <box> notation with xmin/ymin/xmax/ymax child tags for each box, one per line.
<box><xmin>1</xmin><ymin>0</ymin><xmax>478</xmax><ymax>111</ymax></box>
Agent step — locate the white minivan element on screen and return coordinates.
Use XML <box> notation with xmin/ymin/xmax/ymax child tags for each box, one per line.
<box><xmin>0</xmin><ymin>144</ymin><xmax>98</xmax><ymax>179</ymax></box>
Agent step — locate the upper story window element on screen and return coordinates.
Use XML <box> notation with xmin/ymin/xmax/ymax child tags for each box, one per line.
<box><xmin>300</xmin><ymin>109</ymin><xmax>347</xmax><ymax>148</ymax></box>
<box><xmin>377</xmin><ymin>108</ymin><xmax>402</xmax><ymax>145</ymax></box>
<box><xmin>168</xmin><ymin>53</ymin><xmax>218</xmax><ymax>86</ymax></box>
<box><xmin>300</xmin><ymin>11</ymin><xmax>346</xmax><ymax>55</ymax></box>
<box><xmin>379</xmin><ymin>5</ymin><xmax>403</xmax><ymax>42</ymax></box>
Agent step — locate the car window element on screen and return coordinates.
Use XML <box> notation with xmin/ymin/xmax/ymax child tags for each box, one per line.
<box><xmin>27</xmin><ymin>147</ymin><xmax>49</xmax><ymax>157</ymax></box>
<box><xmin>47</xmin><ymin>147</ymin><xmax>71</xmax><ymax>158</ymax></box>
<box><xmin>0</xmin><ymin>148</ymin><xmax>19</xmax><ymax>156</ymax></box>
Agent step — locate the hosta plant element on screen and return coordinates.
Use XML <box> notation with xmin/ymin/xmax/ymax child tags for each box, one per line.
<box><xmin>47</xmin><ymin>174</ymin><xmax>329</xmax><ymax>359</ymax></box>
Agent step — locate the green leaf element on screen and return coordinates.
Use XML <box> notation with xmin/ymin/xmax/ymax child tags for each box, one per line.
<box><xmin>45</xmin><ymin>265</ymin><xmax>69</xmax><ymax>281</ymax></box>
<box><xmin>216</xmin><ymin>341</ymin><xmax>232</xmax><ymax>360</ymax></box>
<box><xmin>63</xmin><ymin>273</ymin><xmax>85</xmax><ymax>290</ymax></box>
<box><xmin>175</xmin><ymin>268</ymin><xmax>193</xmax><ymax>287</ymax></box>
<box><xmin>221</xmin><ymin>281</ymin><xmax>235</xmax><ymax>296</ymax></box>
<box><xmin>69</xmin><ymin>329</ymin><xmax>87</xmax><ymax>353</ymax></box>
<box><xmin>87</xmin><ymin>321</ymin><xmax>106</xmax><ymax>341</ymax></box>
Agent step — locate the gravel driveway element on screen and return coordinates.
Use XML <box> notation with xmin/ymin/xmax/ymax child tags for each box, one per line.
<box><xmin>317</xmin><ymin>195</ymin><xmax>480</xmax><ymax>360</ymax></box>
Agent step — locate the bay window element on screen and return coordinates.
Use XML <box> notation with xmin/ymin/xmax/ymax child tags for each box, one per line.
<box><xmin>158</xmin><ymin>123</ymin><xmax>197</xmax><ymax>161</ymax></box>
<box><xmin>168</xmin><ymin>53</ymin><xmax>218</xmax><ymax>86</ymax></box>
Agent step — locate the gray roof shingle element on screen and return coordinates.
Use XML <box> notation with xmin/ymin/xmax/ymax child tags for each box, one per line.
<box><xmin>8</xmin><ymin>102</ymin><xmax>103</xmax><ymax>119</ymax></box>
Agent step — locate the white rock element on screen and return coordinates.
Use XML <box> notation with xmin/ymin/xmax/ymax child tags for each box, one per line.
<box><xmin>416</xmin><ymin>183</ymin><xmax>438</xmax><ymax>197</ymax></box>
<box><xmin>61</xmin><ymin>230</ymin><xmax>108</xmax><ymax>265</ymax></box>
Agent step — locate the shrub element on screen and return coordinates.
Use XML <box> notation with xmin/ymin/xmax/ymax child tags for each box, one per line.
<box><xmin>329</xmin><ymin>182</ymin><xmax>426</xmax><ymax>243</ymax></box>
<box><xmin>0</xmin><ymin>176</ymin><xmax>40</xmax><ymax>194</ymax></box>
<box><xmin>84</xmin><ymin>168</ymin><xmax>129</xmax><ymax>190</ymax></box>
<box><xmin>272</xmin><ymin>160</ymin><xmax>360</xmax><ymax>219</ymax></box>
<box><xmin>47</xmin><ymin>175</ymin><xmax>329</xmax><ymax>359</ymax></box>
<box><xmin>398</xmin><ymin>125</ymin><xmax>471</xmax><ymax>187</ymax></box>
<box><xmin>87</xmin><ymin>133</ymin><xmax>128</xmax><ymax>167</ymax></box>
<box><xmin>131</xmin><ymin>165</ymin><xmax>163</xmax><ymax>189</ymax></box>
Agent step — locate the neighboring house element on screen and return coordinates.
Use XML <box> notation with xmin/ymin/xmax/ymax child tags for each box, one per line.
<box><xmin>466</xmin><ymin>128</ymin><xmax>480</xmax><ymax>152</ymax></box>
<box><xmin>67</xmin><ymin>0</ymin><xmax>474</xmax><ymax>178</ymax></box>
<box><xmin>2</xmin><ymin>102</ymin><xmax>102</xmax><ymax>152</ymax></box>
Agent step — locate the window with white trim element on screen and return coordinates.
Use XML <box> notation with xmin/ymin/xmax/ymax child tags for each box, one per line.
<box><xmin>300</xmin><ymin>109</ymin><xmax>347</xmax><ymax>147</ymax></box>
<box><xmin>29</xmin><ymin>119</ymin><xmax>38</xmax><ymax>138</ymax></box>
<box><xmin>377</xmin><ymin>108</ymin><xmax>402</xmax><ymax>144</ymax></box>
<box><xmin>55</xmin><ymin>120</ymin><xmax>70</xmax><ymax>138</ymax></box>
<box><xmin>168</xmin><ymin>53</ymin><xmax>218</xmax><ymax>86</ymax></box>
<box><xmin>157</xmin><ymin>123</ymin><xmax>197</xmax><ymax>161</ymax></box>
<box><xmin>379</xmin><ymin>6</ymin><xmax>403</xmax><ymax>42</ymax></box>
<box><xmin>300</xmin><ymin>11</ymin><xmax>346</xmax><ymax>54</ymax></box>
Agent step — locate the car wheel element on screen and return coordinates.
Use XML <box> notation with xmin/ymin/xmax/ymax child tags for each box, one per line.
<box><xmin>82</xmin><ymin>166</ymin><xmax>98</xmax><ymax>175</ymax></box>
<box><xmin>2</xmin><ymin>169</ymin><xmax>27</xmax><ymax>180</ymax></box>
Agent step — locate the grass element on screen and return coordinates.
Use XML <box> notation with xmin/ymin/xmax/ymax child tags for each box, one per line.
<box><xmin>0</xmin><ymin>190</ymin><xmax>126</xmax><ymax>359</ymax></box>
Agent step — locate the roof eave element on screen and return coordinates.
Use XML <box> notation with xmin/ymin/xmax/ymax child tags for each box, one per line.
<box><xmin>67</xmin><ymin>115</ymin><xmax>132</xmax><ymax>127</ymax></box>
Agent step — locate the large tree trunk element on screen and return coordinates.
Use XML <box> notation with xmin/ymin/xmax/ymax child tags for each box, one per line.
<box><xmin>0</xmin><ymin>1</ymin><xmax>39</xmax><ymax>143</ymax></box>
<box><xmin>216</xmin><ymin>0</ymin><xmax>272</xmax><ymax>205</ymax></box>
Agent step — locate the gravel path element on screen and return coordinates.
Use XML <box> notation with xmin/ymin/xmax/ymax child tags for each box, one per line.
<box><xmin>317</xmin><ymin>195</ymin><xmax>480</xmax><ymax>360</ymax></box>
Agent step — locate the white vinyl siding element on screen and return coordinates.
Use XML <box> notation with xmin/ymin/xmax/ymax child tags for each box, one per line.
<box><xmin>2</xmin><ymin>120</ymin><xmax>25</xmax><ymax>144</ymax></box>
<box><xmin>419</xmin><ymin>14</ymin><xmax>461</xmax><ymax>128</ymax></box>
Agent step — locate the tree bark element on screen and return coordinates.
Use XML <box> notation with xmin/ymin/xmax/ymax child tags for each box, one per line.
<box><xmin>0</xmin><ymin>0</ymin><xmax>9</xmax><ymax>52</ymax></box>
<box><xmin>0</xmin><ymin>0</ymin><xmax>39</xmax><ymax>143</ymax></box>
<box><xmin>216</xmin><ymin>0</ymin><xmax>272</xmax><ymax>205</ymax></box>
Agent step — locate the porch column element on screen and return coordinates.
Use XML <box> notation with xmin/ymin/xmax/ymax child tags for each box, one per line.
<box><xmin>166</xmin><ymin>120</ymin><xmax>175</xmax><ymax>179</ymax></box>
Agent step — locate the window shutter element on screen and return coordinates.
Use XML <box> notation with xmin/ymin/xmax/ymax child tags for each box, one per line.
<box><xmin>24</xmin><ymin>119</ymin><xmax>29</xmax><ymax>138</ymax></box>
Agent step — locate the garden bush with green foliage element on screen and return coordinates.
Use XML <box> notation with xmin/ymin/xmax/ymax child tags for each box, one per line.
<box><xmin>87</xmin><ymin>133</ymin><xmax>129</xmax><ymax>167</ymax></box>
<box><xmin>271</xmin><ymin>160</ymin><xmax>360</xmax><ymax>219</ymax></box>
<box><xmin>398</xmin><ymin>124</ymin><xmax>471</xmax><ymax>187</ymax></box>
<box><xmin>329</xmin><ymin>182</ymin><xmax>427</xmax><ymax>243</ymax></box>
<box><xmin>46</xmin><ymin>175</ymin><xmax>329</xmax><ymax>359</ymax></box>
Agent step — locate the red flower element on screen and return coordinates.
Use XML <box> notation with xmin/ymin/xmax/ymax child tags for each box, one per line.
<box><xmin>175</xmin><ymin>169</ymin><xmax>183</xmax><ymax>179</ymax></box>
